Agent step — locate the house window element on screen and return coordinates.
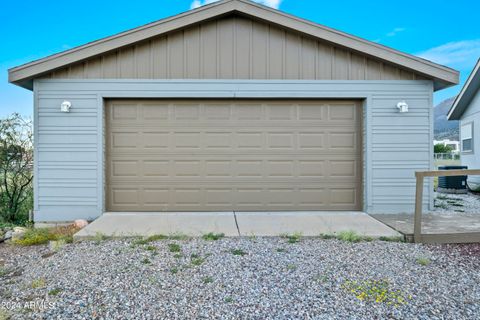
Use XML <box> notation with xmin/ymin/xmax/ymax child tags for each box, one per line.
<box><xmin>461</xmin><ymin>123</ymin><xmax>473</xmax><ymax>153</ymax></box>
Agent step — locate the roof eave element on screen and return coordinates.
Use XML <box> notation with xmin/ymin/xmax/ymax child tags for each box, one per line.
<box><xmin>447</xmin><ymin>59</ymin><xmax>480</xmax><ymax>120</ymax></box>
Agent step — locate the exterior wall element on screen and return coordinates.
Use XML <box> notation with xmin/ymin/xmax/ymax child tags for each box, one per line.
<box><xmin>460</xmin><ymin>89</ymin><xmax>480</xmax><ymax>184</ymax></box>
<box><xmin>45</xmin><ymin>15</ymin><xmax>424</xmax><ymax>82</ymax></box>
<box><xmin>33</xmin><ymin>79</ymin><xmax>433</xmax><ymax>221</ymax></box>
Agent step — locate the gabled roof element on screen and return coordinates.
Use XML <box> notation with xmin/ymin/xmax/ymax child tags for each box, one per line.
<box><xmin>448</xmin><ymin>59</ymin><xmax>480</xmax><ymax>120</ymax></box>
<box><xmin>8</xmin><ymin>0</ymin><xmax>459</xmax><ymax>90</ymax></box>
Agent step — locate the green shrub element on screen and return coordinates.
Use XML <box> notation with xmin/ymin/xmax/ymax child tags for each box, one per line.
<box><xmin>14</xmin><ymin>225</ymin><xmax>79</xmax><ymax>246</ymax></box>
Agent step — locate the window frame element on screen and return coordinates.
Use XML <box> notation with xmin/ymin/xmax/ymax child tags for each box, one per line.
<box><xmin>461</xmin><ymin>121</ymin><xmax>474</xmax><ymax>154</ymax></box>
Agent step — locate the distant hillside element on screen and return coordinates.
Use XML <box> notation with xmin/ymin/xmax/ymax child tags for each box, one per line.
<box><xmin>434</xmin><ymin>97</ymin><xmax>459</xmax><ymax>140</ymax></box>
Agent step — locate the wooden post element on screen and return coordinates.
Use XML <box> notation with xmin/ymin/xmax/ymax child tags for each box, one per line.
<box><xmin>414</xmin><ymin>172</ymin><xmax>424</xmax><ymax>243</ymax></box>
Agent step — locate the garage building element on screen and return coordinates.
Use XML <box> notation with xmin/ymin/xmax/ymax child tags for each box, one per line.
<box><xmin>8</xmin><ymin>0</ymin><xmax>458</xmax><ymax>221</ymax></box>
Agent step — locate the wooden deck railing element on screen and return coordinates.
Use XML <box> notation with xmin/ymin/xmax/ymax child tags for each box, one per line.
<box><xmin>414</xmin><ymin>169</ymin><xmax>480</xmax><ymax>243</ymax></box>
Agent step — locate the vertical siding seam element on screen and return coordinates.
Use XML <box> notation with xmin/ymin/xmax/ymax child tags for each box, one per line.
<box><xmin>267</xmin><ymin>24</ymin><xmax>271</xmax><ymax>78</ymax></box>
<box><xmin>347</xmin><ymin>51</ymin><xmax>351</xmax><ymax>80</ymax></box>
<box><xmin>148</xmin><ymin>40</ymin><xmax>153</xmax><ymax>79</ymax></box>
<box><xmin>216</xmin><ymin>20</ymin><xmax>220</xmax><ymax>78</ymax></box>
<box><xmin>183</xmin><ymin>29</ymin><xmax>187</xmax><ymax>78</ymax></box>
<box><xmin>249</xmin><ymin>19</ymin><xmax>253</xmax><ymax>79</ymax></box>
<box><xmin>233</xmin><ymin>17</ymin><xmax>237</xmax><ymax>77</ymax></box>
<box><xmin>282</xmin><ymin>29</ymin><xmax>286</xmax><ymax>79</ymax></box>
<box><xmin>166</xmin><ymin>35</ymin><xmax>171</xmax><ymax>78</ymax></box>
<box><xmin>199</xmin><ymin>24</ymin><xmax>204</xmax><ymax>78</ymax></box>
<box><xmin>314</xmin><ymin>39</ymin><xmax>318</xmax><ymax>80</ymax></box>
<box><xmin>115</xmin><ymin>51</ymin><xmax>120</xmax><ymax>78</ymax></box>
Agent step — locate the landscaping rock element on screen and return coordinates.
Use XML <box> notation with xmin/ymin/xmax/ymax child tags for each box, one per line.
<box><xmin>0</xmin><ymin>238</ymin><xmax>478</xmax><ymax>319</ymax></box>
<box><xmin>4</xmin><ymin>230</ymin><xmax>13</xmax><ymax>240</ymax></box>
<box><xmin>73</xmin><ymin>219</ymin><xmax>88</xmax><ymax>229</ymax></box>
<box><xmin>13</xmin><ymin>226</ymin><xmax>27</xmax><ymax>233</ymax></box>
<box><xmin>11</xmin><ymin>230</ymin><xmax>26</xmax><ymax>241</ymax></box>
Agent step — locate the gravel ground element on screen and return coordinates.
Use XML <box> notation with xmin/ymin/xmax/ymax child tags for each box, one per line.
<box><xmin>0</xmin><ymin>238</ymin><xmax>479</xmax><ymax>319</ymax></box>
<box><xmin>432</xmin><ymin>192</ymin><xmax>480</xmax><ymax>215</ymax></box>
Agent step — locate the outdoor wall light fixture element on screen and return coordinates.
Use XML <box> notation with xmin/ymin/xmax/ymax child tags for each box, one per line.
<box><xmin>397</xmin><ymin>101</ymin><xmax>408</xmax><ymax>113</ymax></box>
<box><xmin>60</xmin><ymin>100</ymin><xmax>72</xmax><ymax>113</ymax></box>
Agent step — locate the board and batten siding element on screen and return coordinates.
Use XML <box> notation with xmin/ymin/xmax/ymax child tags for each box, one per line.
<box><xmin>34</xmin><ymin>79</ymin><xmax>433</xmax><ymax>221</ymax></box>
<box><xmin>44</xmin><ymin>15</ymin><xmax>426</xmax><ymax>82</ymax></box>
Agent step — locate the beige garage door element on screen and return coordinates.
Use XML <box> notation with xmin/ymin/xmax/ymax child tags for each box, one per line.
<box><xmin>106</xmin><ymin>99</ymin><xmax>362</xmax><ymax>212</ymax></box>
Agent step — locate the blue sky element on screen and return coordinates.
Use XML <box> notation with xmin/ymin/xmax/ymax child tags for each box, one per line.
<box><xmin>1</xmin><ymin>0</ymin><xmax>479</xmax><ymax>117</ymax></box>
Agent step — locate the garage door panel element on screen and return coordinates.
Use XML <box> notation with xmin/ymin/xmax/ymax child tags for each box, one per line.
<box><xmin>106</xmin><ymin>99</ymin><xmax>362</xmax><ymax>211</ymax></box>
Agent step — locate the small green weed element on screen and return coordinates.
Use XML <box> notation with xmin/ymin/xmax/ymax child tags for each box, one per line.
<box><xmin>93</xmin><ymin>232</ymin><xmax>108</xmax><ymax>244</ymax></box>
<box><xmin>416</xmin><ymin>257</ymin><xmax>430</xmax><ymax>266</ymax></box>
<box><xmin>378</xmin><ymin>236</ymin><xmax>405</xmax><ymax>242</ymax></box>
<box><xmin>202</xmin><ymin>233</ymin><xmax>225</xmax><ymax>241</ymax></box>
<box><xmin>168</xmin><ymin>233</ymin><xmax>189</xmax><ymax>240</ymax></box>
<box><xmin>0</xmin><ymin>266</ymin><xmax>9</xmax><ymax>277</ymax></box>
<box><xmin>337</xmin><ymin>231</ymin><xmax>372</xmax><ymax>243</ymax></box>
<box><xmin>147</xmin><ymin>234</ymin><xmax>168</xmax><ymax>241</ymax></box>
<box><xmin>48</xmin><ymin>288</ymin><xmax>62</xmax><ymax>296</ymax></box>
<box><xmin>170</xmin><ymin>267</ymin><xmax>179</xmax><ymax>274</ymax></box>
<box><xmin>319</xmin><ymin>233</ymin><xmax>336</xmax><ymax>240</ymax></box>
<box><xmin>282</xmin><ymin>232</ymin><xmax>302</xmax><ymax>244</ymax></box>
<box><xmin>174</xmin><ymin>253</ymin><xmax>183</xmax><ymax>259</ymax></box>
<box><xmin>145</xmin><ymin>245</ymin><xmax>157</xmax><ymax>252</ymax></box>
<box><xmin>224</xmin><ymin>297</ymin><xmax>234</xmax><ymax>303</ymax></box>
<box><xmin>0</xmin><ymin>309</ymin><xmax>11</xmax><ymax>320</ymax></box>
<box><xmin>231</xmin><ymin>249</ymin><xmax>247</xmax><ymax>256</ymax></box>
<box><xmin>276</xmin><ymin>248</ymin><xmax>286</xmax><ymax>253</ymax></box>
<box><xmin>286</xmin><ymin>264</ymin><xmax>297</xmax><ymax>271</ymax></box>
<box><xmin>191</xmin><ymin>256</ymin><xmax>205</xmax><ymax>266</ymax></box>
<box><xmin>141</xmin><ymin>258</ymin><xmax>151</xmax><ymax>265</ymax></box>
<box><xmin>202</xmin><ymin>276</ymin><xmax>213</xmax><ymax>284</ymax></box>
<box><xmin>31</xmin><ymin>278</ymin><xmax>46</xmax><ymax>289</ymax></box>
<box><xmin>314</xmin><ymin>274</ymin><xmax>329</xmax><ymax>283</ymax></box>
<box><xmin>343</xmin><ymin>279</ymin><xmax>410</xmax><ymax>306</ymax></box>
<box><xmin>168</xmin><ymin>243</ymin><xmax>182</xmax><ymax>253</ymax></box>
<box><xmin>133</xmin><ymin>238</ymin><xmax>149</xmax><ymax>246</ymax></box>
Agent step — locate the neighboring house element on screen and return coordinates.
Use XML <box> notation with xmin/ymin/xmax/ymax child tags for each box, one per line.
<box><xmin>433</xmin><ymin>139</ymin><xmax>460</xmax><ymax>153</ymax></box>
<box><xmin>8</xmin><ymin>0</ymin><xmax>458</xmax><ymax>222</ymax></box>
<box><xmin>448</xmin><ymin>59</ymin><xmax>480</xmax><ymax>190</ymax></box>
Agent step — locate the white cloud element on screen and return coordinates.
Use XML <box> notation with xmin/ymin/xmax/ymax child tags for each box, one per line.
<box><xmin>416</xmin><ymin>39</ymin><xmax>480</xmax><ymax>68</ymax></box>
<box><xmin>386</xmin><ymin>27</ymin><xmax>406</xmax><ymax>37</ymax></box>
<box><xmin>191</xmin><ymin>0</ymin><xmax>282</xmax><ymax>10</ymax></box>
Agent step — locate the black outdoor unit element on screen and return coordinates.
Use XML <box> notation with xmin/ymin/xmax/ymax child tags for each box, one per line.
<box><xmin>437</xmin><ymin>165</ymin><xmax>468</xmax><ymax>194</ymax></box>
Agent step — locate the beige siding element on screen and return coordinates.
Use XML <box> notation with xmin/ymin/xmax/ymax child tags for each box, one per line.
<box><xmin>106</xmin><ymin>99</ymin><xmax>363</xmax><ymax>212</ymax></box>
<box><xmin>49</xmin><ymin>15</ymin><xmax>419</xmax><ymax>81</ymax></box>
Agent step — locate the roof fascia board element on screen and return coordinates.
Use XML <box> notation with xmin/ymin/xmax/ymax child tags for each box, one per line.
<box><xmin>447</xmin><ymin>60</ymin><xmax>480</xmax><ymax>120</ymax></box>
